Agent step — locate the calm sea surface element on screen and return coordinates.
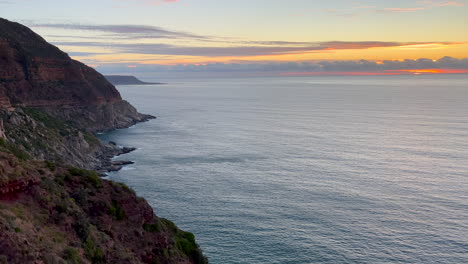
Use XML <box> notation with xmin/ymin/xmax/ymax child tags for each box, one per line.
<box><xmin>100</xmin><ymin>75</ymin><xmax>468</xmax><ymax>264</ymax></box>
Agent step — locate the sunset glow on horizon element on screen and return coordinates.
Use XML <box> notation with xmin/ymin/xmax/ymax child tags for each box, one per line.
<box><xmin>279</xmin><ymin>68</ymin><xmax>468</xmax><ymax>77</ymax></box>
<box><xmin>1</xmin><ymin>0</ymin><xmax>467</xmax><ymax>76</ymax></box>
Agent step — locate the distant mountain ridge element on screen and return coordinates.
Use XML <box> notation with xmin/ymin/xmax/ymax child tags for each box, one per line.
<box><xmin>105</xmin><ymin>75</ymin><xmax>164</xmax><ymax>85</ymax></box>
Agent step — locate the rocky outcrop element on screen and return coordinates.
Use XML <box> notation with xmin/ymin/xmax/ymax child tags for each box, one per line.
<box><xmin>0</xmin><ymin>18</ymin><xmax>153</xmax><ymax>132</ymax></box>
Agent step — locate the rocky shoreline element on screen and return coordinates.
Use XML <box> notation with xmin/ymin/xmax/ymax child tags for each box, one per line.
<box><xmin>94</xmin><ymin>114</ymin><xmax>155</xmax><ymax>175</ymax></box>
<box><xmin>97</xmin><ymin>141</ymin><xmax>138</xmax><ymax>176</ymax></box>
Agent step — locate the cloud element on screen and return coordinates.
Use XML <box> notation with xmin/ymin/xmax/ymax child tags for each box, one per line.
<box><xmin>326</xmin><ymin>0</ymin><xmax>466</xmax><ymax>17</ymax></box>
<box><xmin>67</xmin><ymin>51</ymin><xmax>107</xmax><ymax>57</ymax></box>
<box><xmin>111</xmin><ymin>0</ymin><xmax>179</xmax><ymax>7</ymax></box>
<box><xmin>92</xmin><ymin>57</ymin><xmax>468</xmax><ymax>76</ymax></box>
<box><xmin>29</xmin><ymin>23</ymin><xmax>207</xmax><ymax>40</ymax></box>
<box><xmin>378</xmin><ymin>7</ymin><xmax>426</xmax><ymax>13</ymax></box>
<box><xmin>428</xmin><ymin>0</ymin><xmax>466</xmax><ymax>7</ymax></box>
<box><xmin>53</xmin><ymin>40</ymin><xmax>461</xmax><ymax>58</ymax></box>
<box><xmin>376</xmin><ymin>0</ymin><xmax>466</xmax><ymax>13</ymax></box>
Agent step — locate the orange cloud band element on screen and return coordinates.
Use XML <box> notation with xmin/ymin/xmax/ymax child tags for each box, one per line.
<box><xmin>279</xmin><ymin>69</ymin><xmax>468</xmax><ymax>76</ymax></box>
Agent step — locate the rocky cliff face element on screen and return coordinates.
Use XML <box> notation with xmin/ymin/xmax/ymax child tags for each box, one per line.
<box><xmin>0</xmin><ymin>17</ymin><xmax>154</xmax><ymax>169</ymax></box>
<box><xmin>42</xmin><ymin>100</ymin><xmax>153</xmax><ymax>133</ymax></box>
<box><xmin>0</xmin><ymin>109</ymin><xmax>209</xmax><ymax>263</ymax></box>
<box><xmin>0</xmin><ymin>108</ymin><xmax>114</xmax><ymax>170</ymax></box>
<box><xmin>0</xmin><ymin>18</ymin><xmax>207</xmax><ymax>263</ymax></box>
<box><xmin>0</xmin><ymin>18</ymin><xmax>153</xmax><ymax>132</ymax></box>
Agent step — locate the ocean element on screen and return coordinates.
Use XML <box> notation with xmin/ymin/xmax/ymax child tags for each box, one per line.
<box><xmin>99</xmin><ymin>75</ymin><xmax>468</xmax><ymax>264</ymax></box>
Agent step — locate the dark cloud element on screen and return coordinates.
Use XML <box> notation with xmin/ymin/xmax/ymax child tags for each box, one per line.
<box><xmin>29</xmin><ymin>23</ymin><xmax>208</xmax><ymax>40</ymax></box>
<box><xmin>66</xmin><ymin>51</ymin><xmax>106</xmax><ymax>57</ymax></box>
<box><xmin>53</xmin><ymin>40</ymin><xmax>459</xmax><ymax>58</ymax></box>
<box><xmin>92</xmin><ymin>57</ymin><xmax>468</xmax><ymax>74</ymax></box>
<box><xmin>54</xmin><ymin>41</ymin><xmax>323</xmax><ymax>56</ymax></box>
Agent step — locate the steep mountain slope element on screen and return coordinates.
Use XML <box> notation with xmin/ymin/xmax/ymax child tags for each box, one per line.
<box><xmin>0</xmin><ymin>18</ymin><xmax>207</xmax><ymax>263</ymax></box>
<box><xmin>0</xmin><ymin>152</ymin><xmax>207</xmax><ymax>264</ymax></box>
<box><xmin>0</xmin><ymin>18</ymin><xmax>153</xmax><ymax>132</ymax></box>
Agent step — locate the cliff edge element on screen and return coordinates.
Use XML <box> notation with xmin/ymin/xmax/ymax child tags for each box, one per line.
<box><xmin>0</xmin><ymin>18</ymin><xmax>207</xmax><ymax>264</ymax></box>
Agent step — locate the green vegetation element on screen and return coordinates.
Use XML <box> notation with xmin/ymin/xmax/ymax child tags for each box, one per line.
<box><xmin>142</xmin><ymin>218</ymin><xmax>205</xmax><ymax>261</ymax></box>
<box><xmin>63</xmin><ymin>247</ymin><xmax>82</xmax><ymax>264</ymax></box>
<box><xmin>175</xmin><ymin>231</ymin><xmax>198</xmax><ymax>257</ymax></box>
<box><xmin>143</xmin><ymin>222</ymin><xmax>162</xmax><ymax>233</ymax></box>
<box><xmin>161</xmin><ymin>218</ymin><xmax>177</xmax><ymax>232</ymax></box>
<box><xmin>54</xmin><ymin>174</ymin><xmax>72</xmax><ymax>186</ymax></box>
<box><xmin>68</xmin><ymin>167</ymin><xmax>102</xmax><ymax>188</ymax></box>
<box><xmin>108</xmin><ymin>200</ymin><xmax>126</xmax><ymax>221</ymax></box>
<box><xmin>83</xmin><ymin>237</ymin><xmax>105</xmax><ymax>264</ymax></box>
<box><xmin>22</xmin><ymin>107</ymin><xmax>69</xmax><ymax>132</ymax></box>
<box><xmin>45</xmin><ymin>161</ymin><xmax>57</xmax><ymax>171</ymax></box>
<box><xmin>112</xmin><ymin>181</ymin><xmax>135</xmax><ymax>194</ymax></box>
<box><xmin>83</xmin><ymin>133</ymin><xmax>100</xmax><ymax>146</ymax></box>
<box><xmin>0</xmin><ymin>138</ymin><xmax>31</xmax><ymax>160</ymax></box>
<box><xmin>143</xmin><ymin>218</ymin><xmax>177</xmax><ymax>233</ymax></box>
<box><xmin>72</xmin><ymin>215</ymin><xmax>90</xmax><ymax>241</ymax></box>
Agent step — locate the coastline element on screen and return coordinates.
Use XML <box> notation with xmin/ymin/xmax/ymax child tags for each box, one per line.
<box><xmin>94</xmin><ymin>114</ymin><xmax>157</xmax><ymax>177</ymax></box>
<box><xmin>0</xmin><ymin>17</ymin><xmax>208</xmax><ymax>263</ymax></box>
<box><xmin>95</xmin><ymin>116</ymin><xmax>156</xmax><ymax>175</ymax></box>
<box><xmin>0</xmin><ymin>108</ymin><xmax>209</xmax><ymax>263</ymax></box>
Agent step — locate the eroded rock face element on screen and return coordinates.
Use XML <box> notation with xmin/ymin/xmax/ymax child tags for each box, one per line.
<box><xmin>0</xmin><ymin>18</ymin><xmax>153</xmax><ymax>132</ymax></box>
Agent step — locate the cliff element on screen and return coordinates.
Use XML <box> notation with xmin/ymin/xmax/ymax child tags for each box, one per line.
<box><xmin>0</xmin><ymin>18</ymin><xmax>207</xmax><ymax>263</ymax></box>
<box><xmin>0</xmin><ymin>18</ymin><xmax>153</xmax><ymax>133</ymax></box>
<box><xmin>105</xmin><ymin>75</ymin><xmax>163</xmax><ymax>86</ymax></box>
<box><xmin>0</xmin><ymin>17</ymin><xmax>155</xmax><ymax>170</ymax></box>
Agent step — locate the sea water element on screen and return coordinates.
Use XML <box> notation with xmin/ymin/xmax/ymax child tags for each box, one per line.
<box><xmin>100</xmin><ymin>75</ymin><xmax>468</xmax><ymax>264</ymax></box>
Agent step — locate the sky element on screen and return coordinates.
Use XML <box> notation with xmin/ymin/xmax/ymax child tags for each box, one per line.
<box><xmin>1</xmin><ymin>0</ymin><xmax>468</xmax><ymax>77</ymax></box>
